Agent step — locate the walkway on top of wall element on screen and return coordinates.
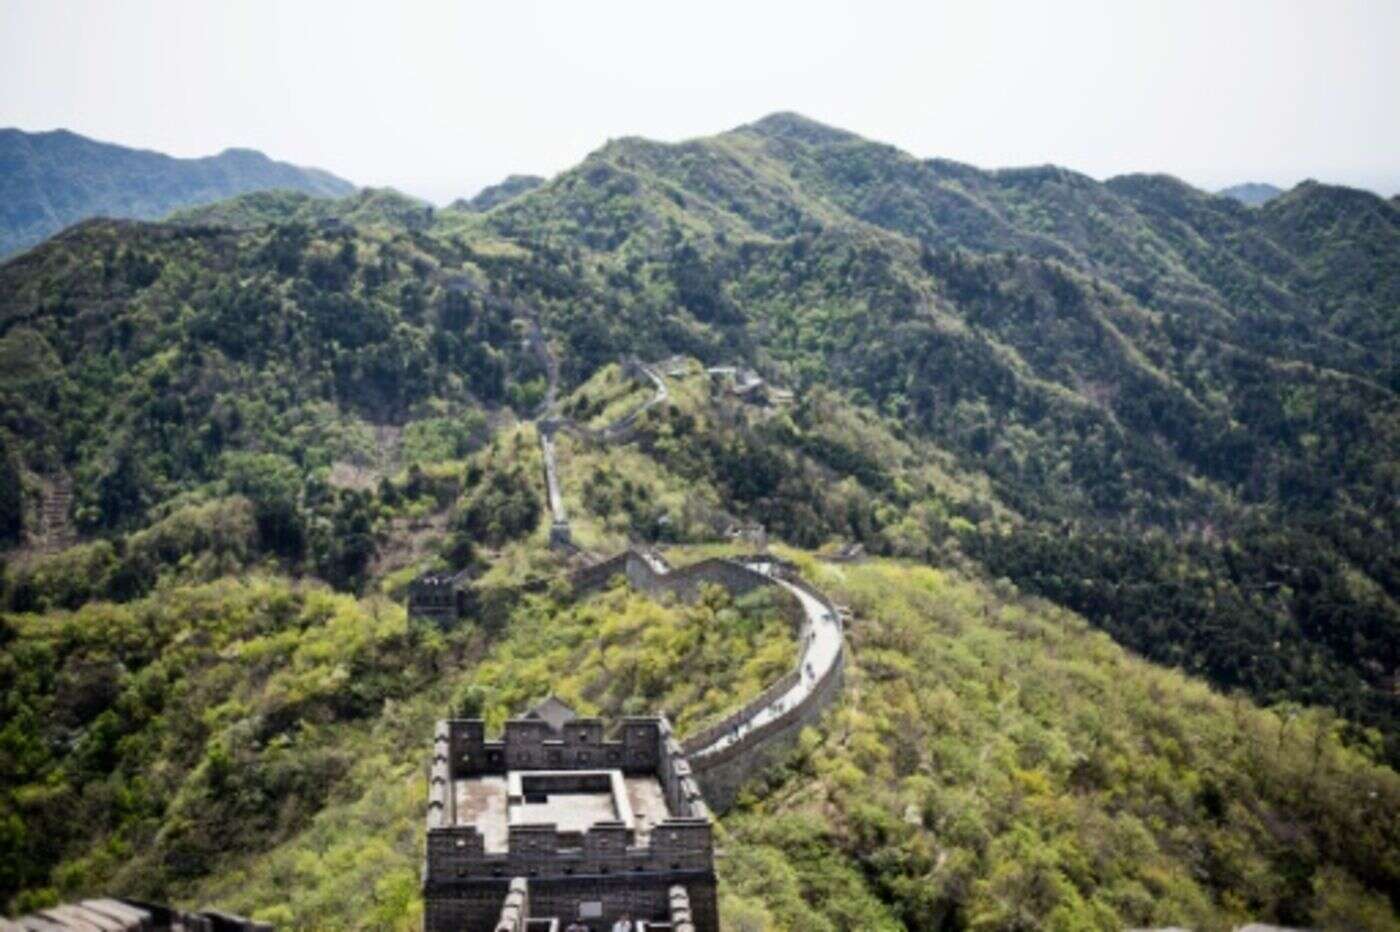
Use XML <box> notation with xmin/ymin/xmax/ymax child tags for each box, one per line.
<box><xmin>685</xmin><ymin>561</ymin><xmax>844</xmax><ymax>760</ymax></box>
<box><xmin>537</xmin><ymin>357</ymin><xmax>670</xmax><ymax>549</ymax></box>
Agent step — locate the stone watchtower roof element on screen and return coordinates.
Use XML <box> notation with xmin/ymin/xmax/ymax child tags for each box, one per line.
<box><xmin>523</xmin><ymin>695</ymin><xmax>579</xmax><ymax>735</ymax></box>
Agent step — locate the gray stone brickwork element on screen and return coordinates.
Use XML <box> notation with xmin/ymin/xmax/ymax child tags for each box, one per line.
<box><xmin>424</xmin><ymin>711</ymin><xmax>717</xmax><ymax>932</ymax></box>
<box><xmin>407</xmin><ymin>573</ymin><xmax>463</xmax><ymax>627</ymax></box>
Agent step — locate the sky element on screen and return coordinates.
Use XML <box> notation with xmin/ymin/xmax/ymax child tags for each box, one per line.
<box><xmin>2</xmin><ymin>0</ymin><xmax>1396</xmax><ymax>204</ymax></box>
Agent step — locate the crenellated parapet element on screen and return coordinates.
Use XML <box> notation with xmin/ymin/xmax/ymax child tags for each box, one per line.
<box><xmin>424</xmin><ymin>705</ymin><xmax>718</xmax><ymax>931</ymax></box>
<box><xmin>408</xmin><ymin>572</ymin><xmax>466</xmax><ymax>627</ymax></box>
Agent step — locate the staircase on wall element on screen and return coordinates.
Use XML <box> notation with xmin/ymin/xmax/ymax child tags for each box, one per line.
<box><xmin>37</xmin><ymin>472</ymin><xmax>75</xmax><ymax>553</ymax></box>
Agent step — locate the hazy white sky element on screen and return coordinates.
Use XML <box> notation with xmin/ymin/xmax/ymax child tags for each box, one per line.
<box><xmin>2</xmin><ymin>0</ymin><xmax>1396</xmax><ymax>204</ymax></box>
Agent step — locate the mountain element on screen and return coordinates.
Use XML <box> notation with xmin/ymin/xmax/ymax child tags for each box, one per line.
<box><xmin>2</xmin><ymin>113</ymin><xmax>1398</xmax><ymax>927</ymax></box>
<box><xmin>451</xmin><ymin>173</ymin><xmax>546</xmax><ymax>212</ymax></box>
<box><xmin>169</xmin><ymin>186</ymin><xmax>435</xmax><ymax>231</ymax></box>
<box><xmin>0</xmin><ymin>128</ymin><xmax>355</xmax><ymax>257</ymax></box>
<box><xmin>1218</xmin><ymin>181</ymin><xmax>1284</xmax><ymax>205</ymax></box>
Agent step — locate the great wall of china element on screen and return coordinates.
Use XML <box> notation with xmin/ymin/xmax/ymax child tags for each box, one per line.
<box><xmin>413</xmin><ymin>326</ymin><xmax>849</xmax><ymax>816</ymax></box>
<box><xmin>416</xmin><ymin>343</ymin><xmax>846</xmax><ymax>928</ymax></box>
<box><xmin>522</xmin><ymin>334</ymin><xmax>848</xmax><ymax>812</ymax></box>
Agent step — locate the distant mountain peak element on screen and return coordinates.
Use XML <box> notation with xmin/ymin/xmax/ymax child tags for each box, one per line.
<box><xmin>1217</xmin><ymin>181</ymin><xmax>1283</xmax><ymax>206</ymax></box>
<box><xmin>452</xmin><ymin>174</ymin><xmax>546</xmax><ymax>212</ymax></box>
<box><xmin>743</xmin><ymin>112</ymin><xmax>859</xmax><ymax>146</ymax></box>
<box><xmin>0</xmin><ymin>128</ymin><xmax>355</xmax><ymax>257</ymax></box>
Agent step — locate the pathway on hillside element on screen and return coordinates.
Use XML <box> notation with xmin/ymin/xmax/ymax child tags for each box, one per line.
<box><xmin>36</xmin><ymin>472</ymin><xmax>75</xmax><ymax>554</ymax></box>
<box><xmin>525</xmin><ymin>317</ymin><xmax>667</xmax><ymax>548</ymax></box>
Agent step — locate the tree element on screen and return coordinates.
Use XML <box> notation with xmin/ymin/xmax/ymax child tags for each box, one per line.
<box><xmin>222</xmin><ymin>451</ymin><xmax>305</xmax><ymax>558</ymax></box>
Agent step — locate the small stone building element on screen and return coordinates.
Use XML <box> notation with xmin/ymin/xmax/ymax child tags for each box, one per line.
<box><xmin>408</xmin><ymin>571</ymin><xmax>468</xmax><ymax>627</ymax></box>
<box><xmin>423</xmin><ymin>699</ymin><xmax>718</xmax><ymax>931</ymax></box>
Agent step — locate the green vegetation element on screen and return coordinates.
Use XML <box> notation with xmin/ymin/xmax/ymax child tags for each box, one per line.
<box><xmin>0</xmin><ymin>568</ymin><xmax>796</xmax><ymax>922</ymax></box>
<box><xmin>720</xmin><ymin>557</ymin><xmax>1400</xmax><ymax>931</ymax></box>
<box><xmin>0</xmin><ymin>577</ymin><xmax>445</xmax><ymax>911</ymax></box>
<box><xmin>5</xmin><ymin>556</ymin><xmax>1394</xmax><ymax>928</ymax></box>
<box><xmin>2</xmin><ymin>112</ymin><xmax>1399</xmax><ymax>925</ymax></box>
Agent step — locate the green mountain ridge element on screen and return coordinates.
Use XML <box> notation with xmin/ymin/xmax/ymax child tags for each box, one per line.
<box><xmin>2</xmin><ymin>112</ymin><xmax>1398</xmax><ymax>928</ymax></box>
<box><xmin>450</xmin><ymin>174</ymin><xmax>546</xmax><ymax>212</ymax></box>
<box><xmin>0</xmin><ymin>128</ymin><xmax>356</xmax><ymax>258</ymax></box>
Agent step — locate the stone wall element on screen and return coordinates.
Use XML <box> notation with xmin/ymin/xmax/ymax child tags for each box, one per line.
<box><xmin>538</xmin><ymin>424</ymin><xmax>571</xmax><ymax>549</ymax></box>
<box><xmin>407</xmin><ymin>575</ymin><xmax>460</xmax><ymax>627</ymax></box>
<box><xmin>568</xmin><ymin>551</ymin><xmax>631</xmax><ymax>595</ymax></box>
<box><xmin>679</xmin><ymin>668</ymin><xmax>802</xmax><ymax>756</ymax></box>
<box><xmin>624</xmin><ymin>552</ymin><xmax>772</xmax><ymax>604</ymax></box>
<box><xmin>3</xmin><ymin>899</ymin><xmax>273</xmax><ymax>931</ymax></box>
<box><xmin>426</xmin><ymin>711</ymin><xmax>716</xmax><ymax>931</ymax></box>
<box><xmin>566</xmin><ymin>549</ymin><xmax>850</xmax><ymax>813</ymax></box>
<box><xmin>429</xmin><ymin>874</ymin><xmax>718</xmax><ymax>932</ymax></box>
<box><xmin>686</xmin><ymin>642</ymin><xmax>845</xmax><ymax>811</ymax></box>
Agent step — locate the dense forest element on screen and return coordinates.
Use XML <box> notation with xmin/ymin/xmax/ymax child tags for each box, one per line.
<box><xmin>2</xmin><ymin>113</ymin><xmax>1398</xmax><ymax>927</ymax></box>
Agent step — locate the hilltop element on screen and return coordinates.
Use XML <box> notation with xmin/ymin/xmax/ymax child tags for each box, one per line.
<box><xmin>1218</xmin><ymin>181</ymin><xmax>1284</xmax><ymax>206</ymax></box>
<box><xmin>0</xmin><ymin>128</ymin><xmax>355</xmax><ymax>257</ymax></box>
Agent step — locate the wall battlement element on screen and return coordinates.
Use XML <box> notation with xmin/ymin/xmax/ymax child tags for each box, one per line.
<box><xmin>425</xmin><ymin>709</ymin><xmax>717</xmax><ymax>931</ymax></box>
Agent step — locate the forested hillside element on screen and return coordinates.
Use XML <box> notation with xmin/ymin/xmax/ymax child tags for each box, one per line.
<box><xmin>2</xmin><ymin>113</ymin><xmax>1398</xmax><ymax>927</ymax></box>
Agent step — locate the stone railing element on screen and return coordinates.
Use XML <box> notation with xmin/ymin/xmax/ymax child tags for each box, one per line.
<box><xmin>599</xmin><ymin>550</ymin><xmax>848</xmax><ymax>810</ymax></box>
<box><xmin>558</xmin><ymin>358</ymin><xmax>671</xmax><ymax>446</ymax></box>
<box><xmin>687</xmin><ymin>643</ymin><xmax>843</xmax><ymax>772</ymax></box>
<box><xmin>679</xmin><ymin>668</ymin><xmax>802</xmax><ymax>756</ymax></box>
<box><xmin>493</xmin><ymin>878</ymin><xmax>528</xmax><ymax>932</ymax></box>
<box><xmin>598</xmin><ymin>358</ymin><xmax>669</xmax><ymax>442</ymax></box>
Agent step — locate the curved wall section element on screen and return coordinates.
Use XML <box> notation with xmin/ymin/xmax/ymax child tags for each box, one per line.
<box><xmin>587</xmin><ymin>549</ymin><xmax>848</xmax><ymax>813</ymax></box>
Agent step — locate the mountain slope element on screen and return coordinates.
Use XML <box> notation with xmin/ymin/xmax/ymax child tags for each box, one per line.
<box><xmin>0</xmin><ymin>128</ymin><xmax>355</xmax><ymax>257</ymax></box>
<box><xmin>2</xmin><ymin>113</ymin><xmax>1399</xmax><ymax>925</ymax></box>
<box><xmin>2</xmin><ymin>117</ymin><xmax>1395</xmax><ymax>759</ymax></box>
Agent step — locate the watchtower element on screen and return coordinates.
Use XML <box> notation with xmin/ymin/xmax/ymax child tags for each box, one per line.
<box><xmin>423</xmin><ymin>699</ymin><xmax>718</xmax><ymax>931</ymax></box>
